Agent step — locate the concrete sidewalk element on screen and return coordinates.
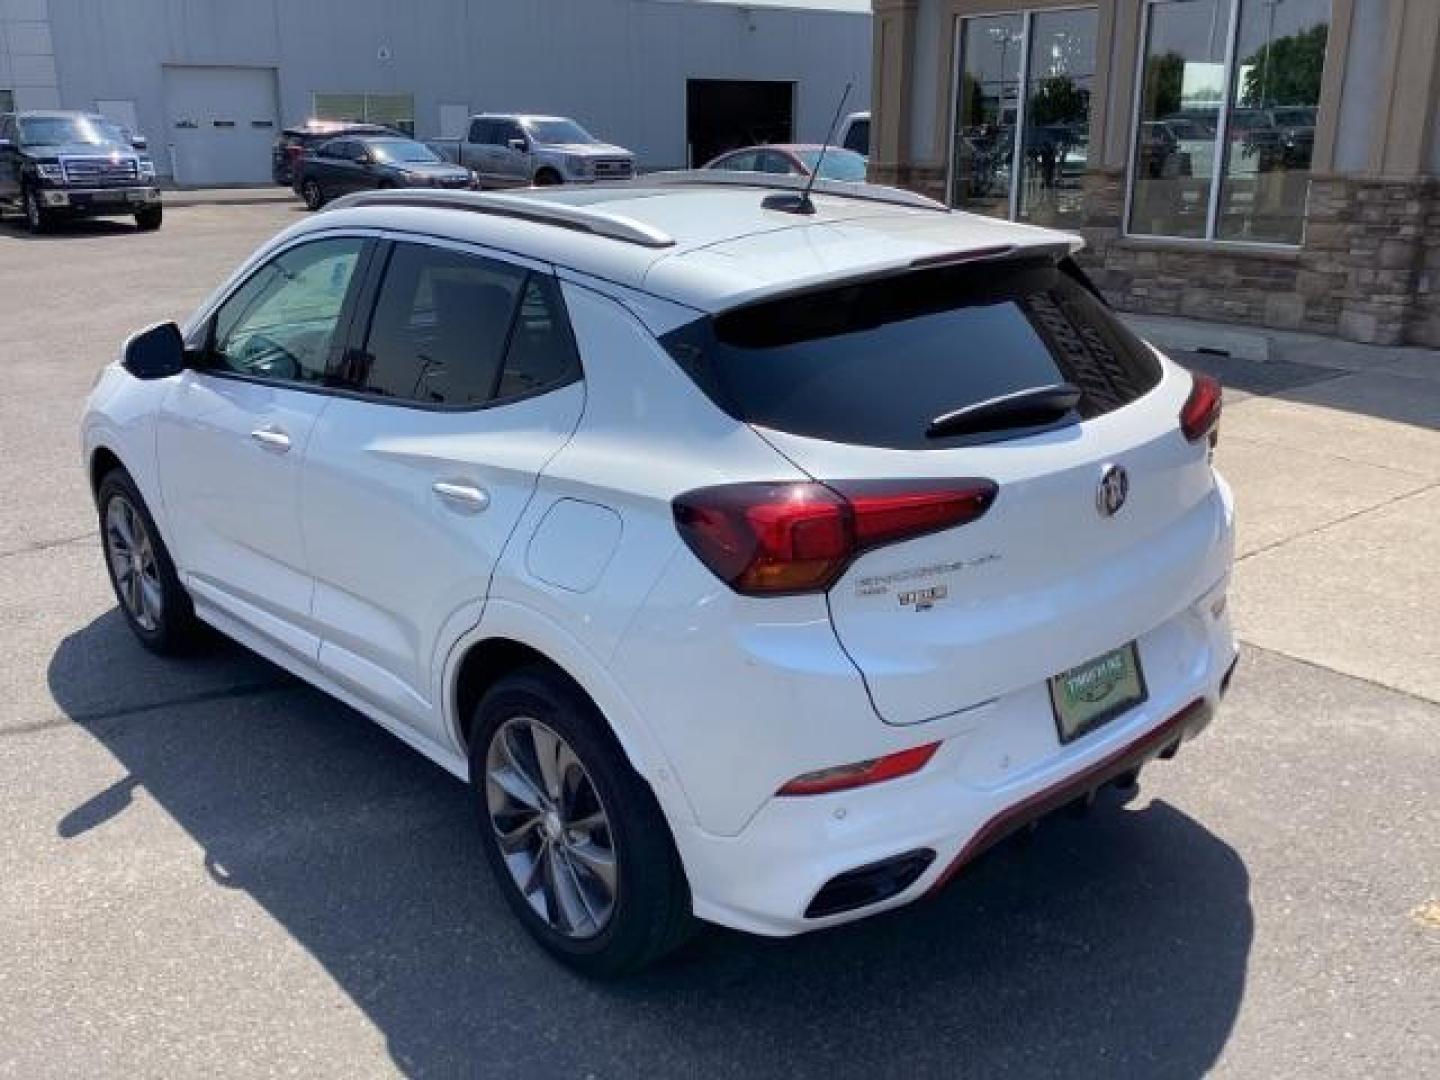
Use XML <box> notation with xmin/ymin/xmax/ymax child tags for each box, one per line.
<box><xmin>162</xmin><ymin>185</ymin><xmax>295</xmax><ymax>208</ymax></box>
<box><xmin>1160</xmin><ymin>321</ymin><xmax>1440</xmax><ymax>704</ymax></box>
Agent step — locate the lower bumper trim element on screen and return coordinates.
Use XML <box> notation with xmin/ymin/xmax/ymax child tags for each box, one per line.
<box><xmin>926</xmin><ymin>698</ymin><xmax>1211</xmax><ymax>897</ymax></box>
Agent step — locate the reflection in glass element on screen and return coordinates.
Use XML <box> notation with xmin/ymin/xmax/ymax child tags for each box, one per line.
<box><xmin>951</xmin><ymin>14</ymin><xmax>1023</xmax><ymax>218</ymax></box>
<box><xmin>1128</xmin><ymin>0</ymin><xmax>1228</xmax><ymax>238</ymax></box>
<box><xmin>1019</xmin><ymin>9</ymin><xmax>1098</xmax><ymax>227</ymax></box>
<box><xmin>1217</xmin><ymin>0</ymin><xmax>1328</xmax><ymax>243</ymax></box>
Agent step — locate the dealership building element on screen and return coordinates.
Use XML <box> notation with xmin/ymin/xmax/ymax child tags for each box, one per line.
<box><xmin>870</xmin><ymin>0</ymin><xmax>1440</xmax><ymax>346</ymax></box>
<box><xmin>0</xmin><ymin>0</ymin><xmax>868</xmax><ymax>181</ymax></box>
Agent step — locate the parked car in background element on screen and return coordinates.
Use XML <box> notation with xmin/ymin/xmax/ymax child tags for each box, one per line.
<box><xmin>294</xmin><ymin>136</ymin><xmax>477</xmax><ymax>209</ymax></box>
<box><xmin>82</xmin><ymin>174</ymin><xmax>1234</xmax><ymax>975</ymax></box>
<box><xmin>838</xmin><ymin>110</ymin><xmax>870</xmax><ymax>158</ymax></box>
<box><xmin>0</xmin><ymin>110</ymin><xmax>162</xmax><ymax>233</ymax></box>
<box><xmin>430</xmin><ymin>114</ymin><xmax>634</xmax><ymax>187</ymax></box>
<box><xmin>703</xmin><ymin>144</ymin><xmax>868</xmax><ymax>182</ymax></box>
<box><xmin>272</xmin><ymin>120</ymin><xmax>403</xmax><ymax>186</ymax></box>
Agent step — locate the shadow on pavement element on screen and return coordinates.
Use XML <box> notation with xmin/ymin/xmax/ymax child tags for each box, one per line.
<box><xmin>50</xmin><ymin>612</ymin><xmax>1252</xmax><ymax>1079</ymax></box>
<box><xmin>0</xmin><ymin>216</ymin><xmax>145</xmax><ymax>241</ymax></box>
<box><xmin>1178</xmin><ymin>349</ymin><xmax>1440</xmax><ymax>432</ymax></box>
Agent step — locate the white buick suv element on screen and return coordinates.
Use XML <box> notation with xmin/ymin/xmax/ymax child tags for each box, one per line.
<box><xmin>81</xmin><ymin>175</ymin><xmax>1236</xmax><ymax>974</ymax></box>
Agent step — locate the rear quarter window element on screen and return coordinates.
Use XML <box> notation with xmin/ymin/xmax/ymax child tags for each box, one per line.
<box><xmin>660</xmin><ymin>257</ymin><xmax>1161</xmax><ymax>450</ymax></box>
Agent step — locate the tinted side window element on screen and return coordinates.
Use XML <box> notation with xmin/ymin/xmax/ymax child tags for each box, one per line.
<box><xmin>757</xmin><ymin>150</ymin><xmax>796</xmax><ymax>175</ymax></box>
<box><xmin>498</xmin><ymin>121</ymin><xmax>525</xmax><ymax>146</ymax></box>
<box><xmin>660</xmin><ymin>258</ymin><xmax>1161</xmax><ymax>450</ymax></box>
<box><xmin>718</xmin><ymin>151</ymin><xmax>758</xmax><ymax>172</ymax></box>
<box><xmin>209</xmin><ymin>238</ymin><xmax>365</xmax><ymax>384</ymax></box>
<box><xmin>354</xmin><ymin>243</ymin><xmax>525</xmax><ymax>407</ymax></box>
<box><xmin>467</xmin><ymin>118</ymin><xmax>487</xmax><ymax>144</ymax></box>
<box><xmin>842</xmin><ymin>119</ymin><xmax>869</xmax><ymax>155</ymax></box>
<box><xmin>496</xmin><ymin>274</ymin><xmax>581</xmax><ymax>400</ymax></box>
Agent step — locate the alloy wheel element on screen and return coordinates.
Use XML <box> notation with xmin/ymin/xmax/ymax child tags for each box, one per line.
<box><xmin>484</xmin><ymin>716</ymin><xmax>618</xmax><ymax>938</ymax></box>
<box><xmin>104</xmin><ymin>495</ymin><xmax>163</xmax><ymax>631</ymax></box>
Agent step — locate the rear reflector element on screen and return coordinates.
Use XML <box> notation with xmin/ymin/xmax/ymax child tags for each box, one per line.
<box><xmin>777</xmin><ymin>742</ymin><xmax>941</xmax><ymax>796</ymax></box>
<box><xmin>673</xmin><ymin>479</ymin><xmax>997</xmax><ymax>596</ymax></box>
<box><xmin>1181</xmin><ymin>373</ymin><xmax>1223</xmax><ymax>443</ymax></box>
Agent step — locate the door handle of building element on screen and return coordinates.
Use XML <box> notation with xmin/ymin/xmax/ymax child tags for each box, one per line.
<box><xmin>432</xmin><ymin>480</ymin><xmax>490</xmax><ymax>513</ymax></box>
<box><xmin>249</xmin><ymin>426</ymin><xmax>291</xmax><ymax>453</ymax></box>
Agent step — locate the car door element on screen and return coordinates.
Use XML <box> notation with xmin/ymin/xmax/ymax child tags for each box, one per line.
<box><xmin>326</xmin><ymin>139</ymin><xmax>370</xmax><ymax>196</ymax></box>
<box><xmin>155</xmin><ymin>236</ymin><xmax>371</xmax><ymax>662</ymax></box>
<box><xmin>493</xmin><ymin>120</ymin><xmax>531</xmax><ymax>186</ymax></box>
<box><xmin>301</xmin><ymin>237</ymin><xmax>584</xmax><ymax>745</ymax></box>
<box><xmin>466</xmin><ymin>119</ymin><xmax>500</xmax><ymax>184</ymax></box>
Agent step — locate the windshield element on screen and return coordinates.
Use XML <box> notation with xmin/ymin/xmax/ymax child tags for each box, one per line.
<box><xmin>368</xmin><ymin>138</ymin><xmax>440</xmax><ymax>163</ymax></box>
<box><xmin>523</xmin><ymin>118</ymin><xmax>596</xmax><ymax>145</ymax></box>
<box><xmin>796</xmin><ymin>149</ymin><xmax>868</xmax><ymax>182</ymax></box>
<box><xmin>18</xmin><ymin>115</ymin><xmax>130</xmax><ymax>148</ymax></box>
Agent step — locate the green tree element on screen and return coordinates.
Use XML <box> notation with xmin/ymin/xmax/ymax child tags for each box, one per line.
<box><xmin>1241</xmin><ymin>23</ymin><xmax>1328</xmax><ymax>107</ymax></box>
<box><xmin>1144</xmin><ymin>51</ymin><xmax>1186</xmax><ymax>118</ymax></box>
<box><xmin>1028</xmin><ymin>76</ymin><xmax>1088</xmax><ymax>126</ymax></box>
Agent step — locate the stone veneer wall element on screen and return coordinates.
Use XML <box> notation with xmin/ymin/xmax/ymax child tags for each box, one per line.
<box><xmin>873</xmin><ymin>163</ymin><xmax>1440</xmax><ymax>347</ymax></box>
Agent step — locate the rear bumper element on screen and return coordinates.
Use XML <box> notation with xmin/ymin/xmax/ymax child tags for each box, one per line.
<box><xmin>39</xmin><ymin>186</ymin><xmax>160</xmax><ymax>214</ymax></box>
<box><xmin>671</xmin><ymin>582</ymin><xmax>1238</xmax><ymax>937</ymax></box>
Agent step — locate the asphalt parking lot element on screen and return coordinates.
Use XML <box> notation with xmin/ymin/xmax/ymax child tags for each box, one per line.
<box><xmin>1</xmin><ymin>201</ymin><xmax>1437</xmax><ymax>1079</ymax></box>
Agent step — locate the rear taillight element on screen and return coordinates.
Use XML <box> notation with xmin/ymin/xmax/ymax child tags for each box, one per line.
<box><xmin>672</xmin><ymin>479</ymin><xmax>997</xmax><ymax>596</ymax></box>
<box><xmin>1181</xmin><ymin>373</ymin><xmax>1222</xmax><ymax>444</ymax></box>
<box><xmin>778</xmin><ymin>742</ymin><xmax>941</xmax><ymax>796</ymax></box>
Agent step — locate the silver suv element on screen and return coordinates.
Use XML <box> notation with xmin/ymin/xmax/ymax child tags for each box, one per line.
<box><xmin>437</xmin><ymin>113</ymin><xmax>635</xmax><ymax>187</ymax></box>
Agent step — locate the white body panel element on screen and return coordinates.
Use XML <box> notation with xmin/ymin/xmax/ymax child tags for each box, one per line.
<box><xmin>302</xmin><ymin>383</ymin><xmax>584</xmax><ymax>744</ymax></box>
<box><xmin>155</xmin><ymin>372</ymin><xmax>328</xmax><ymax>663</ymax></box>
<box><xmin>82</xmin><ymin>183</ymin><xmax>1237</xmax><ymax>938</ymax></box>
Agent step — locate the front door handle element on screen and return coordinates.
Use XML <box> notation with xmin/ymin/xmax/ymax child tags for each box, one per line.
<box><xmin>432</xmin><ymin>480</ymin><xmax>490</xmax><ymax>513</ymax></box>
<box><xmin>249</xmin><ymin>426</ymin><xmax>291</xmax><ymax>453</ymax></box>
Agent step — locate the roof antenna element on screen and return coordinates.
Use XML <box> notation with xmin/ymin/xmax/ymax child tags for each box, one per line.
<box><xmin>763</xmin><ymin>81</ymin><xmax>852</xmax><ymax>216</ymax></box>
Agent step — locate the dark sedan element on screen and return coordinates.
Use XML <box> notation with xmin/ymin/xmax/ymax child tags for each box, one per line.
<box><xmin>272</xmin><ymin>120</ymin><xmax>401</xmax><ymax>185</ymax></box>
<box><xmin>295</xmin><ymin>137</ymin><xmax>477</xmax><ymax>209</ymax></box>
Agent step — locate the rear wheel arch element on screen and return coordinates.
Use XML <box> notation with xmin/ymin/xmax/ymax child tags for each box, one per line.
<box><xmin>89</xmin><ymin>445</ymin><xmax>125</xmax><ymax>498</ymax></box>
<box><xmin>445</xmin><ymin>618</ymin><xmax>693</xmax><ymax>821</ymax></box>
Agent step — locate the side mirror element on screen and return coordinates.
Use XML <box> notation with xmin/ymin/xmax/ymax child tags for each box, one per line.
<box><xmin>122</xmin><ymin>322</ymin><xmax>186</xmax><ymax>380</ymax></box>
<box><xmin>131</xmin><ymin>135</ymin><xmax>148</xmax><ymax>150</ymax></box>
<box><xmin>507</xmin><ymin>137</ymin><xmax>528</xmax><ymax>153</ymax></box>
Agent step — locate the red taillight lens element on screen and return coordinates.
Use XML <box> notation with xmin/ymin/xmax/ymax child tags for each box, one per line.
<box><xmin>672</xmin><ymin>479</ymin><xmax>997</xmax><ymax>596</ymax></box>
<box><xmin>1181</xmin><ymin>373</ymin><xmax>1222</xmax><ymax>444</ymax></box>
<box><xmin>778</xmin><ymin>742</ymin><xmax>941</xmax><ymax>796</ymax></box>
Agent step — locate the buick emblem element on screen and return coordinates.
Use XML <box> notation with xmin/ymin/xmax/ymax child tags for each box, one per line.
<box><xmin>1096</xmin><ymin>464</ymin><xmax>1129</xmax><ymax>518</ymax></box>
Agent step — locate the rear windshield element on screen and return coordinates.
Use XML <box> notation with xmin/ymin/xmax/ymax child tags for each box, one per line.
<box><xmin>659</xmin><ymin>257</ymin><xmax>1161</xmax><ymax>450</ymax></box>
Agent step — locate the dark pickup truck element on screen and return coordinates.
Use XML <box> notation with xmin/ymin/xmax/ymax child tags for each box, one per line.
<box><xmin>0</xmin><ymin>110</ymin><xmax>163</xmax><ymax>233</ymax></box>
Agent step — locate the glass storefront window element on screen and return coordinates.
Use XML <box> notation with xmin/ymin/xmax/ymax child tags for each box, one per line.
<box><xmin>951</xmin><ymin>14</ymin><xmax>1023</xmax><ymax>219</ymax></box>
<box><xmin>1128</xmin><ymin>0</ymin><xmax>1330</xmax><ymax>244</ymax></box>
<box><xmin>314</xmin><ymin>93</ymin><xmax>416</xmax><ymax>137</ymax></box>
<box><xmin>1019</xmin><ymin>9</ymin><xmax>1098</xmax><ymax>227</ymax></box>
<box><xmin>950</xmin><ymin>8</ymin><xmax>1097</xmax><ymax>228</ymax></box>
<box><xmin>1217</xmin><ymin>0</ymin><xmax>1329</xmax><ymax>242</ymax></box>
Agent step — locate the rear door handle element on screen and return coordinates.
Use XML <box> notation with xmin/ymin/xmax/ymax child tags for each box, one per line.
<box><xmin>432</xmin><ymin>480</ymin><xmax>490</xmax><ymax>513</ymax></box>
<box><xmin>249</xmin><ymin>426</ymin><xmax>291</xmax><ymax>453</ymax></box>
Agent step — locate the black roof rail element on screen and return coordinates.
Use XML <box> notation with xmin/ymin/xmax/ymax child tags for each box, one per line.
<box><xmin>632</xmin><ymin>170</ymin><xmax>951</xmax><ymax>213</ymax></box>
<box><xmin>326</xmin><ymin>188</ymin><xmax>677</xmax><ymax>248</ymax></box>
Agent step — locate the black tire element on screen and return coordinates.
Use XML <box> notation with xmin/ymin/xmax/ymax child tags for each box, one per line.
<box><xmin>469</xmin><ymin>666</ymin><xmax>694</xmax><ymax>976</ymax></box>
<box><xmin>134</xmin><ymin>205</ymin><xmax>163</xmax><ymax>231</ymax></box>
<box><xmin>301</xmin><ymin>178</ymin><xmax>325</xmax><ymax>211</ymax></box>
<box><xmin>95</xmin><ymin>467</ymin><xmax>203</xmax><ymax>655</ymax></box>
<box><xmin>533</xmin><ymin>168</ymin><xmax>563</xmax><ymax>187</ymax></box>
<box><xmin>23</xmin><ymin>185</ymin><xmax>50</xmax><ymax>234</ymax></box>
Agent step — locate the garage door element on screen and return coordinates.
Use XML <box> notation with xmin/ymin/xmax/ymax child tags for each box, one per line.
<box><xmin>163</xmin><ymin>66</ymin><xmax>279</xmax><ymax>185</ymax></box>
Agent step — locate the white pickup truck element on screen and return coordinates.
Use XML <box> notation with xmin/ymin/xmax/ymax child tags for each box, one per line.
<box><xmin>430</xmin><ymin>113</ymin><xmax>635</xmax><ymax>187</ymax></box>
